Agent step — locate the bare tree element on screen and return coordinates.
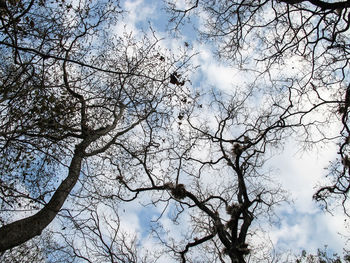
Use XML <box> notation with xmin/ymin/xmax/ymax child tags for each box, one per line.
<box><xmin>112</xmin><ymin>85</ymin><xmax>301</xmax><ymax>262</ymax></box>
<box><xmin>166</xmin><ymin>0</ymin><xmax>350</xmax><ymax>211</ymax></box>
<box><xmin>0</xmin><ymin>0</ymin><xmax>192</xmax><ymax>253</ymax></box>
<box><xmin>1</xmin><ymin>0</ymin><xmax>347</xmax><ymax>261</ymax></box>
<box><xmin>46</xmin><ymin>203</ymin><xmax>158</xmax><ymax>263</ymax></box>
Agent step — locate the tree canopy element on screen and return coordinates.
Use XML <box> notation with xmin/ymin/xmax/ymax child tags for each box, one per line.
<box><xmin>1</xmin><ymin>0</ymin><xmax>350</xmax><ymax>262</ymax></box>
<box><xmin>168</xmin><ymin>0</ymin><xmax>350</xmax><ymax>209</ymax></box>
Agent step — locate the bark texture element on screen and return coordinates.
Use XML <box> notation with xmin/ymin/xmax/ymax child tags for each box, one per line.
<box><xmin>0</xmin><ymin>144</ymin><xmax>86</xmax><ymax>252</ymax></box>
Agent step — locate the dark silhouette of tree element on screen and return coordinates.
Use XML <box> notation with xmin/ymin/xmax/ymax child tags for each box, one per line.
<box><xmin>167</xmin><ymin>0</ymin><xmax>350</xmax><ymax>213</ymax></box>
<box><xmin>113</xmin><ymin>87</ymin><xmax>300</xmax><ymax>262</ymax></box>
<box><xmin>0</xmin><ymin>0</ymin><xmax>192</xmax><ymax>253</ymax></box>
<box><xmin>1</xmin><ymin>0</ymin><xmax>348</xmax><ymax>262</ymax></box>
<box><xmin>47</xmin><ymin>205</ymin><xmax>156</xmax><ymax>263</ymax></box>
<box><xmin>295</xmin><ymin>246</ymin><xmax>349</xmax><ymax>263</ymax></box>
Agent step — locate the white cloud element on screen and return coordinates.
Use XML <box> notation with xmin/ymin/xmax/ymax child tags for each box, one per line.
<box><xmin>113</xmin><ymin>0</ymin><xmax>157</xmax><ymax>36</ymax></box>
<box><xmin>269</xmin><ymin>139</ymin><xmax>337</xmax><ymax>212</ymax></box>
<box><xmin>265</xmin><ymin>139</ymin><xmax>347</xmax><ymax>254</ymax></box>
<box><xmin>124</xmin><ymin>0</ymin><xmax>156</xmax><ymax>25</ymax></box>
<box><xmin>269</xmin><ymin>209</ymin><xmax>347</xmax><ymax>255</ymax></box>
<box><xmin>193</xmin><ymin>45</ymin><xmax>252</xmax><ymax>93</ymax></box>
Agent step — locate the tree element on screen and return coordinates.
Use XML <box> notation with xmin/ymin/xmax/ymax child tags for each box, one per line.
<box><xmin>1</xmin><ymin>0</ymin><xmax>348</xmax><ymax>262</ymax></box>
<box><xmin>0</xmin><ymin>0</ymin><xmax>191</xmax><ymax>253</ymax></box>
<box><xmin>47</xmin><ymin>204</ymin><xmax>156</xmax><ymax>263</ymax></box>
<box><xmin>166</xmin><ymin>0</ymin><xmax>350</xmax><ymax>212</ymax></box>
<box><xmin>295</xmin><ymin>246</ymin><xmax>349</xmax><ymax>263</ymax></box>
<box><xmin>111</xmin><ymin>86</ymin><xmax>298</xmax><ymax>262</ymax></box>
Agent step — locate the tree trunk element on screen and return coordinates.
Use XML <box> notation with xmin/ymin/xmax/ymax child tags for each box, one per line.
<box><xmin>0</xmin><ymin>144</ymin><xmax>86</xmax><ymax>252</ymax></box>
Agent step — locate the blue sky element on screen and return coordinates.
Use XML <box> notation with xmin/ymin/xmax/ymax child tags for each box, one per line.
<box><xmin>72</xmin><ymin>0</ymin><xmax>350</xmax><ymax>260</ymax></box>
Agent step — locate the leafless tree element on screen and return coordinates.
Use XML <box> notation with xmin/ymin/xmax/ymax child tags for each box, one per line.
<box><xmin>1</xmin><ymin>0</ymin><xmax>347</xmax><ymax>261</ymax></box>
<box><xmin>114</xmin><ymin>85</ymin><xmax>302</xmax><ymax>262</ymax></box>
<box><xmin>0</xmin><ymin>0</ymin><xmax>192</xmax><ymax>253</ymax></box>
<box><xmin>45</xmin><ymin>202</ymin><xmax>159</xmax><ymax>263</ymax></box>
<box><xmin>166</xmin><ymin>0</ymin><xmax>350</xmax><ymax>212</ymax></box>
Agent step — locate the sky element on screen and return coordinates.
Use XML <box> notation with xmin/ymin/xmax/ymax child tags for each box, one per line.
<box><xmin>108</xmin><ymin>0</ymin><xmax>350</xmax><ymax>259</ymax></box>
<box><xmin>6</xmin><ymin>0</ymin><xmax>350</xmax><ymax>262</ymax></box>
<box><xmin>7</xmin><ymin>1</ymin><xmax>343</xmax><ymax>262</ymax></box>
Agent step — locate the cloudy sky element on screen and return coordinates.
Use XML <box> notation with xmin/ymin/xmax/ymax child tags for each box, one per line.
<box><xmin>109</xmin><ymin>0</ymin><xmax>349</xmax><ymax>259</ymax></box>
